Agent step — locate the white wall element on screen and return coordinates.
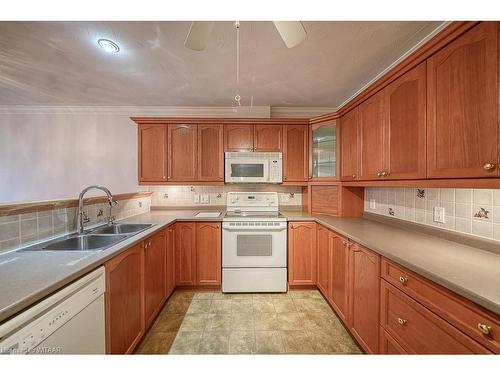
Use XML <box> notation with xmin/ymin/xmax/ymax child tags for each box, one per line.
<box><xmin>0</xmin><ymin>113</ymin><xmax>140</xmax><ymax>203</ymax></box>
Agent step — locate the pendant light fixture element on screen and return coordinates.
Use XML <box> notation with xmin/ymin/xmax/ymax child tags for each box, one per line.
<box><xmin>234</xmin><ymin>21</ymin><xmax>241</xmax><ymax>106</ymax></box>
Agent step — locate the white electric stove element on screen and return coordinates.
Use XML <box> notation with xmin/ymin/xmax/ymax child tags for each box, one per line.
<box><xmin>222</xmin><ymin>192</ymin><xmax>287</xmax><ymax>293</ymax></box>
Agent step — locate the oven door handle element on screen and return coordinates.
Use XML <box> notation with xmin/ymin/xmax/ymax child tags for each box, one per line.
<box><xmin>222</xmin><ymin>227</ymin><xmax>287</xmax><ymax>232</ymax></box>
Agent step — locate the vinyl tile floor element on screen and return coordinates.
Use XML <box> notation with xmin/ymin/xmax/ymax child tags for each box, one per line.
<box><xmin>135</xmin><ymin>290</ymin><xmax>362</xmax><ymax>355</ymax></box>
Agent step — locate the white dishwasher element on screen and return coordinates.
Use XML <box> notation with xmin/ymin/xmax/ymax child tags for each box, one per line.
<box><xmin>0</xmin><ymin>267</ymin><xmax>105</xmax><ymax>354</ymax></box>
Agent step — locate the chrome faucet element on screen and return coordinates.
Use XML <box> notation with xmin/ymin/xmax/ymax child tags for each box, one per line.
<box><xmin>77</xmin><ymin>185</ymin><xmax>117</xmax><ymax>234</ymax></box>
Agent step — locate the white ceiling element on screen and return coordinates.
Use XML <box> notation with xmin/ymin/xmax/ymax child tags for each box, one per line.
<box><xmin>0</xmin><ymin>21</ymin><xmax>444</xmax><ymax>107</ymax></box>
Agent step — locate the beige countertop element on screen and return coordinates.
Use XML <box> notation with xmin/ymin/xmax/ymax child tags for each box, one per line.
<box><xmin>1</xmin><ymin>207</ymin><xmax>498</xmax><ymax>324</ymax></box>
<box><xmin>281</xmin><ymin>210</ymin><xmax>500</xmax><ymax>316</ymax></box>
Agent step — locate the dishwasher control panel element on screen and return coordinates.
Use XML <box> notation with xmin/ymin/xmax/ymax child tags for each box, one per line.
<box><xmin>0</xmin><ymin>269</ymin><xmax>104</xmax><ymax>354</ymax></box>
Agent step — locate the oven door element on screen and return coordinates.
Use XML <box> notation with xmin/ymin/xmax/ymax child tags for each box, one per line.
<box><xmin>222</xmin><ymin>223</ymin><xmax>287</xmax><ymax>267</ymax></box>
<box><xmin>225</xmin><ymin>159</ymin><xmax>269</xmax><ymax>183</ymax></box>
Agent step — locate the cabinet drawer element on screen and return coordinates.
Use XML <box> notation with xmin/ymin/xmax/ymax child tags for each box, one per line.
<box><xmin>381</xmin><ymin>258</ymin><xmax>500</xmax><ymax>353</ymax></box>
<box><xmin>381</xmin><ymin>280</ymin><xmax>491</xmax><ymax>354</ymax></box>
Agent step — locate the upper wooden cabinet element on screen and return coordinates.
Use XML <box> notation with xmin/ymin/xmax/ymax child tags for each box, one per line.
<box><xmin>105</xmin><ymin>243</ymin><xmax>144</xmax><ymax>354</ymax></box>
<box><xmin>195</xmin><ymin>222</ymin><xmax>221</xmax><ymax>286</ymax></box>
<box><xmin>283</xmin><ymin>124</ymin><xmax>309</xmax><ymax>182</ymax></box>
<box><xmin>224</xmin><ymin>124</ymin><xmax>254</xmax><ymax>151</ymax></box>
<box><xmin>254</xmin><ymin>124</ymin><xmax>282</xmax><ymax>151</ymax></box>
<box><xmin>224</xmin><ymin>124</ymin><xmax>283</xmax><ymax>152</ymax></box>
<box><xmin>197</xmin><ymin>124</ymin><xmax>224</xmax><ymax>181</ymax></box>
<box><xmin>288</xmin><ymin>222</ymin><xmax>317</xmax><ymax>286</ymax></box>
<box><xmin>359</xmin><ymin>90</ymin><xmax>386</xmax><ymax>180</ymax></box>
<box><xmin>310</xmin><ymin>120</ymin><xmax>339</xmax><ymax>181</ymax></box>
<box><xmin>385</xmin><ymin>62</ymin><xmax>427</xmax><ymax>179</ymax></box>
<box><xmin>427</xmin><ymin>22</ymin><xmax>499</xmax><ymax>178</ymax></box>
<box><xmin>138</xmin><ymin>124</ymin><xmax>167</xmax><ymax>182</ymax></box>
<box><xmin>168</xmin><ymin>124</ymin><xmax>198</xmax><ymax>181</ymax></box>
<box><xmin>340</xmin><ymin>108</ymin><xmax>360</xmax><ymax>181</ymax></box>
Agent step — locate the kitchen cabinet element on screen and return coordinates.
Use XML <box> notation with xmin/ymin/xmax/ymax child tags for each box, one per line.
<box><xmin>340</xmin><ymin>108</ymin><xmax>359</xmax><ymax>181</ymax></box>
<box><xmin>144</xmin><ymin>230</ymin><xmax>167</xmax><ymax>329</ymax></box>
<box><xmin>175</xmin><ymin>222</ymin><xmax>197</xmax><ymax>286</ymax></box>
<box><xmin>197</xmin><ymin>124</ymin><xmax>224</xmax><ymax>181</ymax></box>
<box><xmin>138</xmin><ymin>124</ymin><xmax>167</xmax><ymax>182</ymax></box>
<box><xmin>316</xmin><ymin>225</ymin><xmax>331</xmax><ymax>298</ymax></box>
<box><xmin>384</xmin><ymin>62</ymin><xmax>426</xmax><ymax>179</ymax></box>
<box><xmin>105</xmin><ymin>243</ymin><xmax>144</xmax><ymax>354</ymax></box>
<box><xmin>288</xmin><ymin>222</ymin><xmax>316</xmax><ymax>286</ymax></box>
<box><xmin>196</xmin><ymin>222</ymin><xmax>221</xmax><ymax>286</ymax></box>
<box><xmin>330</xmin><ymin>234</ymin><xmax>349</xmax><ymax>323</ymax></box>
<box><xmin>224</xmin><ymin>124</ymin><xmax>254</xmax><ymax>151</ymax></box>
<box><xmin>348</xmin><ymin>243</ymin><xmax>380</xmax><ymax>354</ymax></box>
<box><xmin>254</xmin><ymin>124</ymin><xmax>282</xmax><ymax>151</ymax></box>
<box><xmin>427</xmin><ymin>22</ymin><xmax>498</xmax><ymax>178</ymax></box>
<box><xmin>359</xmin><ymin>90</ymin><xmax>386</xmax><ymax>180</ymax></box>
<box><xmin>168</xmin><ymin>124</ymin><xmax>198</xmax><ymax>181</ymax></box>
<box><xmin>310</xmin><ymin>120</ymin><xmax>339</xmax><ymax>180</ymax></box>
<box><xmin>166</xmin><ymin>225</ymin><xmax>175</xmax><ymax>298</ymax></box>
<box><xmin>283</xmin><ymin>124</ymin><xmax>309</xmax><ymax>182</ymax></box>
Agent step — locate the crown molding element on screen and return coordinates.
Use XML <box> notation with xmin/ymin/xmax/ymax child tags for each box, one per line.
<box><xmin>271</xmin><ymin>106</ymin><xmax>337</xmax><ymax>118</ymax></box>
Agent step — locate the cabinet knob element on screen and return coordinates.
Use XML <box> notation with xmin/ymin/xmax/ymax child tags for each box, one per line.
<box><xmin>216</xmin><ymin>225</ymin><xmax>220</xmax><ymax>228</ymax></box>
<box><xmin>399</xmin><ymin>276</ymin><xmax>408</xmax><ymax>285</ymax></box>
<box><xmin>352</xmin><ymin>174</ymin><xmax>356</xmax><ymax>178</ymax></box>
<box><xmin>342</xmin><ymin>240</ymin><xmax>347</xmax><ymax>247</ymax></box>
<box><xmin>377</xmin><ymin>172</ymin><xmax>382</xmax><ymax>177</ymax></box>
<box><xmin>483</xmin><ymin>163</ymin><xmax>495</xmax><ymax>171</ymax></box>
<box><xmin>381</xmin><ymin>171</ymin><xmax>388</xmax><ymax>177</ymax></box>
<box><xmin>168</xmin><ymin>175</ymin><xmax>171</xmax><ymax>179</ymax></box>
<box><xmin>397</xmin><ymin>318</ymin><xmax>407</xmax><ymax>326</ymax></box>
<box><xmin>477</xmin><ymin>323</ymin><xmax>492</xmax><ymax>336</ymax></box>
<box><xmin>283</xmin><ymin>176</ymin><xmax>287</xmax><ymax>180</ymax></box>
<box><xmin>163</xmin><ymin>175</ymin><xmax>166</xmax><ymax>179</ymax></box>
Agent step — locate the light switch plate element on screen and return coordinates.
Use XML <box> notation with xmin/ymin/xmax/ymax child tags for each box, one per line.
<box><xmin>201</xmin><ymin>194</ymin><xmax>209</xmax><ymax>204</ymax></box>
<box><xmin>369</xmin><ymin>199</ymin><xmax>377</xmax><ymax>209</ymax></box>
<box><xmin>434</xmin><ymin>206</ymin><xmax>446</xmax><ymax>223</ymax></box>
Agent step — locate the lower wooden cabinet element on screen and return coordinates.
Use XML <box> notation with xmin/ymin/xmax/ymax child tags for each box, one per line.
<box><xmin>379</xmin><ymin>328</ymin><xmax>407</xmax><ymax>354</ymax></box>
<box><xmin>288</xmin><ymin>222</ymin><xmax>316</xmax><ymax>286</ymax></box>
<box><xmin>348</xmin><ymin>243</ymin><xmax>381</xmax><ymax>354</ymax></box>
<box><xmin>105</xmin><ymin>244</ymin><xmax>144</xmax><ymax>354</ymax></box>
<box><xmin>166</xmin><ymin>225</ymin><xmax>175</xmax><ymax>297</ymax></box>
<box><xmin>144</xmin><ymin>230</ymin><xmax>167</xmax><ymax>329</ymax></box>
<box><xmin>330</xmin><ymin>234</ymin><xmax>349</xmax><ymax>323</ymax></box>
<box><xmin>380</xmin><ymin>280</ymin><xmax>491</xmax><ymax>354</ymax></box>
<box><xmin>175</xmin><ymin>221</ymin><xmax>222</xmax><ymax>287</ymax></box>
<box><xmin>196</xmin><ymin>222</ymin><xmax>222</xmax><ymax>285</ymax></box>
<box><xmin>316</xmin><ymin>225</ymin><xmax>331</xmax><ymax>297</ymax></box>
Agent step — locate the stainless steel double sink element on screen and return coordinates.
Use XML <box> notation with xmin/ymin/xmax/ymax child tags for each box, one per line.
<box><xmin>20</xmin><ymin>223</ymin><xmax>154</xmax><ymax>252</ymax></box>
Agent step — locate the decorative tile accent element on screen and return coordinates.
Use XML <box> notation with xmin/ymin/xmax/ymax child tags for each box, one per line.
<box><xmin>365</xmin><ymin>187</ymin><xmax>500</xmax><ymax>242</ymax></box>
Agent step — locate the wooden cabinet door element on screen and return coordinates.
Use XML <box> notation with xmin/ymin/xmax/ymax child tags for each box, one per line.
<box><xmin>166</xmin><ymin>225</ymin><xmax>175</xmax><ymax>298</ymax></box>
<box><xmin>175</xmin><ymin>222</ymin><xmax>196</xmax><ymax>286</ymax></box>
<box><xmin>427</xmin><ymin>22</ymin><xmax>499</xmax><ymax>178</ymax></box>
<box><xmin>144</xmin><ymin>231</ymin><xmax>167</xmax><ymax>328</ymax></box>
<box><xmin>330</xmin><ymin>234</ymin><xmax>349</xmax><ymax>323</ymax></box>
<box><xmin>359</xmin><ymin>90</ymin><xmax>386</xmax><ymax>180</ymax></box>
<box><xmin>310</xmin><ymin>121</ymin><xmax>339</xmax><ymax>181</ymax></box>
<box><xmin>288</xmin><ymin>222</ymin><xmax>317</xmax><ymax>286</ymax></box>
<box><xmin>198</xmin><ymin>124</ymin><xmax>224</xmax><ymax>181</ymax></box>
<box><xmin>254</xmin><ymin>124</ymin><xmax>283</xmax><ymax>151</ymax></box>
<box><xmin>385</xmin><ymin>62</ymin><xmax>426</xmax><ymax>179</ymax></box>
<box><xmin>224</xmin><ymin>124</ymin><xmax>254</xmax><ymax>151</ymax></box>
<box><xmin>283</xmin><ymin>124</ymin><xmax>309</xmax><ymax>182</ymax></box>
<box><xmin>316</xmin><ymin>225</ymin><xmax>331</xmax><ymax>298</ymax></box>
<box><xmin>349</xmin><ymin>243</ymin><xmax>381</xmax><ymax>354</ymax></box>
<box><xmin>138</xmin><ymin>124</ymin><xmax>167</xmax><ymax>182</ymax></box>
<box><xmin>196</xmin><ymin>222</ymin><xmax>221</xmax><ymax>286</ymax></box>
<box><xmin>168</xmin><ymin>124</ymin><xmax>197</xmax><ymax>181</ymax></box>
<box><xmin>340</xmin><ymin>108</ymin><xmax>360</xmax><ymax>181</ymax></box>
<box><xmin>105</xmin><ymin>244</ymin><xmax>144</xmax><ymax>354</ymax></box>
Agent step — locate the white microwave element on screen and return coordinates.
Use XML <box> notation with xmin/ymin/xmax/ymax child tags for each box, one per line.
<box><xmin>225</xmin><ymin>152</ymin><xmax>282</xmax><ymax>183</ymax></box>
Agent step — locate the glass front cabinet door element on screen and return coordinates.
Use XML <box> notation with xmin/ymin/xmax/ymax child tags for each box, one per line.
<box><xmin>310</xmin><ymin>120</ymin><xmax>339</xmax><ymax>180</ymax></box>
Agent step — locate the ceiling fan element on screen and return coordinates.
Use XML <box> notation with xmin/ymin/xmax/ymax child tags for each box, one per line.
<box><xmin>184</xmin><ymin>21</ymin><xmax>307</xmax><ymax>51</ymax></box>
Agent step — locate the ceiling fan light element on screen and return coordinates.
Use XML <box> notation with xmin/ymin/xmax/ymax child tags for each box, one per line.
<box><xmin>97</xmin><ymin>39</ymin><xmax>120</xmax><ymax>53</ymax></box>
<box><xmin>273</xmin><ymin>21</ymin><xmax>307</xmax><ymax>48</ymax></box>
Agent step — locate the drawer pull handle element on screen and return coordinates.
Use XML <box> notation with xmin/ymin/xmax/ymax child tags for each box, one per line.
<box><xmin>397</xmin><ymin>318</ymin><xmax>407</xmax><ymax>326</ymax></box>
<box><xmin>477</xmin><ymin>323</ymin><xmax>492</xmax><ymax>336</ymax></box>
<box><xmin>483</xmin><ymin>163</ymin><xmax>495</xmax><ymax>171</ymax></box>
<box><xmin>399</xmin><ymin>276</ymin><xmax>408</xmax><ymax>285</ymax></box>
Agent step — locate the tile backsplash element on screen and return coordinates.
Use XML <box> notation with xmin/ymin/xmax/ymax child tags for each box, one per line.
<box><xmin>149</xmin><ymin>185</ymin><xmax>302</xmax><ymax>207</ymax></box>
<box><xmin>365</xmin><ymin>187</ymin><xmax>500</xmax><ymax>242</ymax></box>
<box><xmin>0</xmin><ymin>196</ymin><xmax>151</xmax><ymax>253</ymax></box>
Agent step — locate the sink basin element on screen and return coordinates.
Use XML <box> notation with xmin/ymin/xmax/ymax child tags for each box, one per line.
<box><xmin>90</xmin><ymin>223</ymin><xmax>153</xmax><ymax>235</ymax></box>
<box><xmin>42</xmin><ymin>234</ymin><xmax>127</xmax><ymax>251</ymax></box>
<box><xmin>194</xmin><ymin>212</ymin><xmax>221</xmax><ymax>218</ymax></box>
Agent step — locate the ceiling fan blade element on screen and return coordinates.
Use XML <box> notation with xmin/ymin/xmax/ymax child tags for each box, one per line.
<box><xmin>273</xmin><ymin>21</ymin><xmax>307</xmax><ymax>48</ymax></box>
<box><xmin>184</xmin><ymin>21</ymin><xmax>215</xmax><ymax>51</ymax></box>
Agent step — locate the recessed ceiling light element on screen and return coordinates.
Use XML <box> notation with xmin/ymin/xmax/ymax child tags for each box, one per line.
<box><xmin>97</xmin><ymin>39</ymin><xmax>120</xmax><ymax>54</ymax></box>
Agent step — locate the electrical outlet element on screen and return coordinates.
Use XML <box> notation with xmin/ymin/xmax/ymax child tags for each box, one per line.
<box><xmin>163</xmin><ymin>193</ymin><xmax>168</xmax><ymax>199</ymax></box>
<box><xmin>193</xmin><ymin>194</ymin><xmax>200</xmax><ymax>203</ymax></box>
<box><xmin>433</xmin><ymin>206</ymin><xmax>446</xmax><ymax>223</ymax></box>
<box><xmin>369</xmin><ymin>199</ymin><xmax>377</xmax><ymax>209</ymax></box>
<box><xmin>201</xmin><ymin>194</ymin><xmax>209</xmax><ymax>204</ymax></box>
